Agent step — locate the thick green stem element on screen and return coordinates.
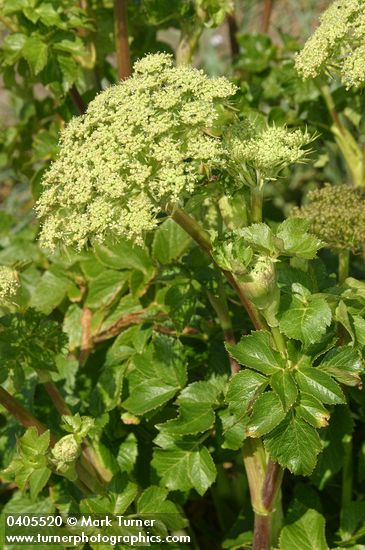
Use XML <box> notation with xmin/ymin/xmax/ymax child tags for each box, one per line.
<box><xmin>253</xmin><ymin>514</ymin><xmax>272</xmax><ymax>550</ymax></box>
<box><xmin>243</xmin><ymin>442</ymin><xmax>283</xmax><ymax>550</ymax></box>
<box><xmin>0</xmin><ymin>386</ymin><xmax>57</xmax><ymax>445</ymax></box>
<box><xmin>320</xmin><ymin>84</ymin><xmax>345</xmax><ymax>135</ymax></box>
<box><xmin>169</xmin><ymin>206</ymin><xmax>211</xmax><ymax>255</ymax></box>
<box><xmin>250</xmin><ymin>186</ymin><xmax>264</xmax><ymax>224</ymax></box>
<box><xmin>69</xmin><ymin>86</ymin><xmax>86</xmax><ymax>115</ymax></box>
<box><xmin>226</xmin><ymin>12</ymin><xmax>239</xmax><ymax>59</ymax></box>
<box><xmin>341</xmin><ymin>434</ymin><xmax>353</xmax><ymax>512</ymax></box>
<box><xmin>320</xmin><ymin>85</ymin><xmax>364</xmax><ymax>187</ymax></box>
<box><xmin>338</xmin><ymin>249</ymin><xmax>350</xmax><ymax>284</ymax></box>
<box><xmin>176</xmin><ymin>25</ymin><xmax>203</xmax><ymax>66</ymax></box>
<box><xmin>243</xmin><ymin>439</ymin><xmax>267</xmax><ymax>513</ymax></box>
<box><xmin>169</xmin><ymin>206</ymin><xmax>264</xmax><ymax>330</ymax></box>
<box><xmin>260</xmin><ymin>0</ymin><xmax>274</xmax><ymax>34</ymax></box>
<box><xmin>42</xmin><ymin>380</ymin><xmax>72</xmax><ymax>416</ymax></box>
<box><xmin>114</xmin><ymin>0</ymin><xmax>132</xmax><ymax>80</ymax></box>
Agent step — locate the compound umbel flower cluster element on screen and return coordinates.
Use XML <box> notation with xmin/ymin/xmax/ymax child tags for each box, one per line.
<box><xmin>0</xmin><ymin>266</ymin><xmax>19</xmax><ymax>304</ymax></box>
<box><xmin>295</xmin><ymin>0</ymin><xmax>365</xmax><ymax>89</ymax></box>
<box><xmin>36</xmin><ymin>53</ymin><xmax>236</xmax><ymax>250</ymax></box>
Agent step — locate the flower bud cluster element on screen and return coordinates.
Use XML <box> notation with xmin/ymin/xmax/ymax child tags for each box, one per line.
<box><xmin>292</xmin><ymin>184</ymin><xmax>365</xmax><ymax>251</ymax></box>
<box><xmin>295</xmin><ymin>0</ymin><xmax>365</xmax><ymax>89</ymax></box>
<box><xmin>224</xmin><ymin>121</ymin><xmax>311</xmax><ymax>184</ymax></box>
<box><xmin>36</xmin><ymin>53</ymin><xmax>236</xmax><ymax>250</ymax></box>
<box><xmin>0</xmin><ymin>266</ymin><xmax>19</xmax><ymax>303</ymax></box>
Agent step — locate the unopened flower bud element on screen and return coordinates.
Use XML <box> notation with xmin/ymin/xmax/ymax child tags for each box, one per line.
<box><xmin>239</xmin><ymin>256</ymin><xmax>280</xmax><ymax>326</ymax></box>
<box><xmin>52</xmin><ymin>435</ymin><xmax>80</xmax><ymax>465</ymax></box>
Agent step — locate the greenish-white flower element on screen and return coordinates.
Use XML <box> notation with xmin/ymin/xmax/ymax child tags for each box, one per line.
<box><xmin>224</xmin><ymin>120</ymin><xmax>311</xmax><ymax>185</ymax></box>
<box><xmin>295</xmin><ymin>0</ymin><xmax>365</xmax><ymax>89</ymax></box>
<box><xmin>36</xmin><ymin>53</ymin><xmax>236</xmax><ymax>250</ymax></box>
<box><xmin>0</xmin><ymin>266</ymin><xmax>19</xmax><ymax>303</ymax></box>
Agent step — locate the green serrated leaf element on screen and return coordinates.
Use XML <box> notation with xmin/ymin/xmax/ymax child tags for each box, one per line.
<box><xmin>80</xmin><ymin>473</ymin><xmax>138</xmax><ymax>515</ymax></box>
<box><xmin>239</xmin><ymin>223</ymin><xmax>278</xmax><ymax>254</ymax></box>
<box><xmin>117</xmin><ymin>434</ymin><xmax>138</xmax><ymax>474</ymax></box>
<box><xmin>270</xmin><ymin>369</ymin><xmax>298</xmax><ymax>411</ymax></box>
<box><xmin>85</xmin><ymin>270</ymin><xmax>128</xmax><ymax>309</ymax></box>
<box><xmin>124</xmin><ymin>382</ymin><xmax>179</xmax><ymax>416</ymax></box>
<box><xmin>296</xmin><ymin>393</ymin><xmax>330</xmax><ymax>428</ymax></box>
<box><xmin>21</xmin><ymin>428</ymin><xmax>50</xmax><ymax>457</ymax></box>
<box><xmin>336</xmin><ymin>300</ymin><xmax>355</xmax><ymax>341</ymax></box>
<box><xmin>218</xmin><ymin>408</ymin><xmax>247</xmax><ymax>450</ymax></box>
<box><xmin>22</xmin><ymin>35</ymin><xmax>48</xmax><ymax>75</ymax></box>
<box><xmin>226</xmin><ymin>331</ymin><xmax>286</xmax><ymax>375</ymax></box>
<box><xmin>353</xmin><ymin>315</ymin><xmax>365</xmax><ymax>348</ymax></box>
<box><xmin>246</xmin><ymin>391</ymin><xmax>286</xmax><ymax>437</ymax></box>
<box><xmin>279</xmin><ymin>293</ymin><xmax>332</xmax><ymax>346</ymax></box>
<box><xmin>63</xmin><ymin>304</ymin><xmax>82</xmax><ymax>351</ymax></box>
<box><xmin>165</xmin><ymin>284</ymin><xmax>197</xmax><ymax>331</ymax></box>
<box><xmin>29</xmin><ymin>467</ymin><xmax>51</xmax><ymax>501</ymax></box>
<box><xmin>226</xmin><ymin>369</ymin><xmax>268</xmax><ymax>415</ymax></box>
<box><xmin>57</xmin><ymin>54</ymin><xmax>79</xmax><ymax>92</ymax></box>
<box><xmin>157</xmin><ymin>381</ymin><xmax>219</xmax><ymax>435</ymax></box>
<box><xmin>94</xmin><ymin>239</ymin><xmax>154</xmax><ymax>274</ymax></box>
<box><xmin>35</xmin><ymin>3</ymin><xmax>63</xmax><ymax>26</ymax></box>
<box><xmin>277</xmin><ymin>218</ymin><xmax>322</xmax><ymax>259</ymax></box>
<box><xmin>280</xmin><ymin>508</ymin><xmax>328</xmax><ymax>550</ymax></box>
<box><xmin>90</xmin><ymin>363</ymin><xmax>127</xmax><ymax>414</ymax></box>
<box><xmin>105</xmin><ymin>325</ymin><xmax>149</xmax><ymax>366</ymax></box>
<box><xmin>152</xmin><ymin>218</ymin><xmax>191</xmax><ymax>263</ymax></box>
<box><xmin>123</xmin><ymin>336</ymin><xmax>187</xmax><ymax>415</ymax></box>
<box><xmin>295</xmin><ymin>368</ymin><xmax>345</xmax><ymax>404</ymax></box>
<box><xmin>319</xmin><ymin>346</ymin><xmax>363</xmax><ymax>387</ymax></box>
<box><xmin>4</xmin><ymin>428</ymin><xmax>51</xmax><ymax>496</ymax></box>
<box><xmin>137</xmin><ymin>486</ymin><xmax>186</xmax><ymax>530</ymax></box>
<box><xmin>2</xmin><ymin>33</ymin><xmax>27</xmax><ymax>64</ymax></box>
<box><xmin>152</xmin><ymin>442</ymin><xmax>216</xmax><ymax>496</ymax></box>
<box><xmin>30</xmin><ymin>267</ymin><xmax>72</xmax><ymax>314</ymax></box>
<box><xmin>264</xmin><ymin>413</ymin><xmax>322</xmax><ymax>475</ymax></box>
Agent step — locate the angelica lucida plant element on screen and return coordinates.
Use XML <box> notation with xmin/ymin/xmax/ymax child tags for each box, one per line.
<box><xmin>29</xmin><ymin>52</ymin><xmax>365</xmax><ymax>550</ymax></box>
<box><xmin>295</xmin><ymin>0</ymin><xmax>365</xmax><ymax>188</ymax></box>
